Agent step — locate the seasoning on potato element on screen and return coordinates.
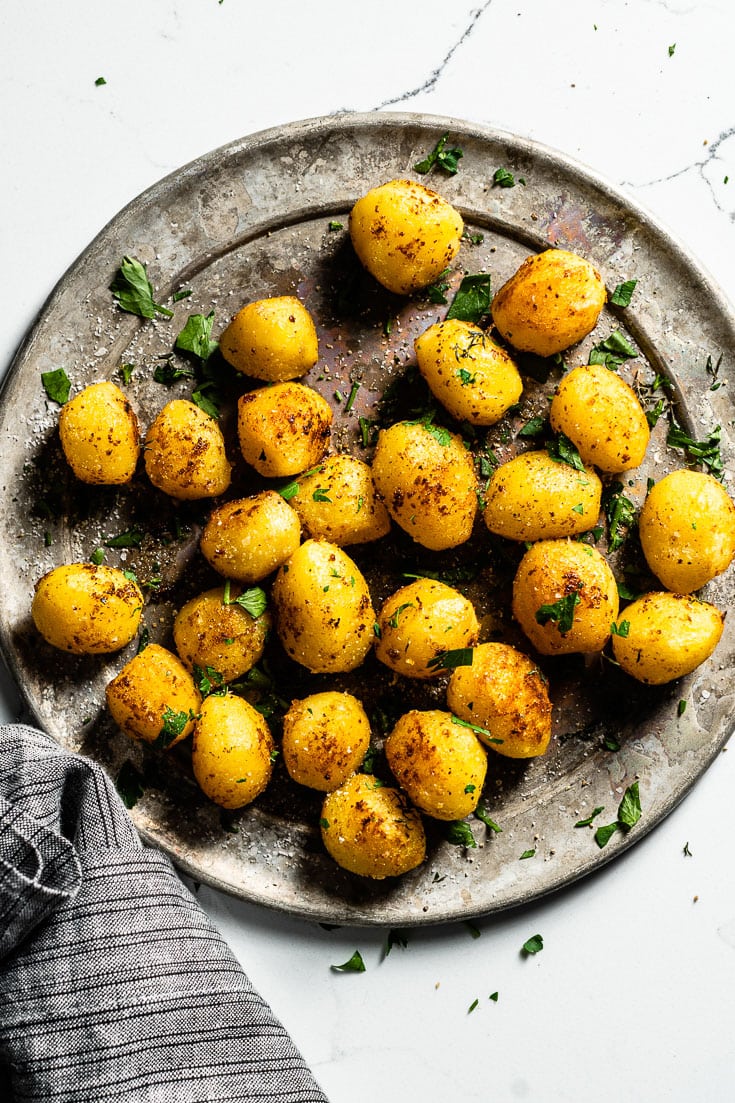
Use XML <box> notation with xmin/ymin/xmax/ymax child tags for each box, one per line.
<box><xmin>237</xmin><ymin>381</ymin><xmax>332</xmax><ymax>477</ymax></box>
<box><xmin>287</xmin><ymin>454</ymin><xmax>391</xmax><ymax>545</ymax></box>
<box><xmin>320</xmin><ymin>772</ymin><xmax>426</xmax><ymax>879</ymax></box>
<box><xmin>638</xmin><ymin>469</ymin><xmax>735</xmax><ymax>593</ymax></box>
<box><xmin>192</xmin><ymin>693</ymin><xmax>274</xmax><ymax>809</ymax></box>
<box><xmin>549</xmin><ymin>362</ymin><xmax>650</xmax><ymax>472</ymax></box>
<box><xmin>105</xmin><ymin>643</ymin><xmax>201</xmax><ymax>747</ymax></box>
<box><xmin>200</xmin><ymin>491</ymin><xmax>302</xmax><ymax>583</ymax></box>
<box><xmin>172</xmin><ymin>584</ymin><xmax>271</xmax><ymax>683</ymax></box>
<box><xmin>349</xmin><ymin>178</ymin><xmax>463</xmax><ymax>295</ymax></box>
<box><xmin>491</xmin><ymin>248</ymin><xmax>607</xmax><ymax>357</ymax></box>
<box><xmin>611</xmin><ymin>592</ymin><xmax>725</xmax><ymax>684</ymax></box>
<box><xmin>374</xmin><ymin>577</ymin><xmax>479</xmax><ymax>679</ymax></box>
<box><xmin>219</xmin><ymin>295</ymin><xmax>319</xmax><ymax>382</ymax></box>
<box><xmin>58</xmin><ymin>380</ymin><xmax>140</xmax><ymax>484</ymax></box>
<box><xmin>282</xmin><ymin>691</ymin><xmax>371</xmax><ymax>791</ymax></box>
<box><xmin>32</xmin><ymin>562</ymin><xmax>143</xmax><ymax>654</ymax></box>
<box><xmin>144</xmin><ymin>398</ymin><xmax>231</xmax><ymax>499</ymax></box>
<box><xmin>483</xmin><ymin>449</ymin><xmax>602</xmax><ymax>542</ymax></box>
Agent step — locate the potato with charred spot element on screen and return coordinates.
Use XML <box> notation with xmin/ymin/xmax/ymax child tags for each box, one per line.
<box><xmin>549</xmin><ymin>362</ymin><xmax>650</xmax><ymax>473</ymax></box>
<box><xmin>200</xmin><ymin>491</ymin><xmax>301</xmax><ymax>584</ymax></box>
<box><xmin>105</xmin><ymin>643</ymin><xmax>201</xmax><ymax>748</ymax></box>
<box><xmin>173</xmin><ymin>585</ymin><xmax>271</xmax><ymax>683</ymax></box>
<box><xmin>375</xmin><ymin>578</ymin><xmax>479</xmax><ymax>679</ymax></box>
<box><xmin>237</xmin><ymin>382</ymin><xmax>332</xmax><ymax>478</ymax></box>
<box><xmin>32</xmin><ymin>563</ymin><xmax>143</xmax><ymax>654</ymax></box>
<box><xmin>612</xmin><ymin>592</ymin><xmax>724</xmax><ymax>685</ymax></box>
<box><xmin>288</xmin><ymin>454</ymin><xmax>391</xmax><ymax>546</ymax></box>
<box><xmin>219</xmin><ymin>295</ymin><xmax>319</xmax><ymax>382</ymax></box>
<box><xmin>282</xmin><ymin>691</ymin><xmax>371</xmax><ymax>791</ymax></box>
<box><xmin>192</xmin><ymin>693</ymin><xmax>274</xmax><ymax>808</ymax></box>
<box><xmin>59</xmin><ymin>381</ymin><xmax>140</xmax><ymax>484</ymax></box>
<box><xmin>483</xmin><ymin>450</ymin><xmax>602</xmax><ymax>542</ymax></box>
<box><xmin>144</xmin><ymin>398</ymin><xmax>231</xmax><ymax>500</ymax></box>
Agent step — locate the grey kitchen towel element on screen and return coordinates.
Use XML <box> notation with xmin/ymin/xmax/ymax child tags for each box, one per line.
<box><xmin>0</xmin><ymin>723</ymin><xmax>328</xmax><ymax>1102</ymax></box>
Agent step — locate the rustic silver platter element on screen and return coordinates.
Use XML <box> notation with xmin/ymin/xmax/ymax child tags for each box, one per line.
<box><xmin>0</xmin><ymin>113</ymin><xmax>733</xmax><ymax>926</ymax></box>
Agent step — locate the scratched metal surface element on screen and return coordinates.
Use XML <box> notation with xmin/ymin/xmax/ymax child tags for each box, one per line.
<box><xmin>0</xmin><ymin>113</ymin><xmax>732</xmax><ymax>925</ymax></box>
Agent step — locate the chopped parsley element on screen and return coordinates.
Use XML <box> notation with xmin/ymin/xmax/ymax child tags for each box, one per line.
<box><xmin>445</xmin><ymin>273</ymin><xmax>492</xmax><ymax>324</ymax></box>
<box><xmin>154</xmin><ymin>706</ymin><xmax>194</xmax><ymax>750</ymax></box>
<box><xmin>588</xmin><ymin>329</ymin><xmax>637</xmax><ymax>370</ymax></box>
<box><xmin>427</xmin><ymin>648</ymin><xmax>474</xmax><ymax>671</ymax></box>
<box><xmin>492</xmin><ymin>167</ymin><xmax>516</xmax><ymax>188</ymax></box>
<box><xmin>521</xmin><ymin>934</ymin><xmax>544</xmax><ymax>955</ymax></box>
<box><xmin>41</xmin><ymin>368</ymin><xmax>71</xmax><ymax>405</ymax></box>
<box><xmin>414</xmin><ymin>132</ymin><xmax>463</xmax><ymax>175</ymax></box>
<box><xmin>451</xmin><ymin>715</ymin><xmax>503</xmax><ymax>745</ymax></box>
<box><xmin>424</xmin><ymin>267</ymin><xmax>451</xmax><ymax>304</ymax></box>
<box><xmin>447</xmin><ymin>820</ymin><xmax>477</xmax><ymax>848</ymax></box>
<box><xmin>677</xmin><ymin>699</ymin><xmax>687</xmax><ymax>717</ymax></box>
<box><xmin>610</xmin><ymin>279</ymin><xmax>637</xmax><ymax>307</ymax></box>
<box><xmin>193</xmin><ymin>664</ymin><xmax>226</xmax><ymax>698</ymax></box>
<box><xmin>546</xmin><ymin>433</ymin><xmax>585</xmax><ymax>471</ymax></box>
<box><xmin>387</xmin><ymin>602</ymin><xmax>414</xmax><ymax>629</ymax></box>
<box><xmin>603</xmin><ymin>482</ymin><xmax>637</xmax><ymax>551</ymax></box>
<box><xmin>328</xmin><ymin>220</ymin><xmax>344</xmax><ymax>231</ymax></box>
<box><xmin>518</xmin><ymin>415</ymin><xmax>548</xmax><ymax>439</ymax></box>
<box><xmin>666</xmin><ymin>422</ymin><xmax>724</xmax><ymax>480</ymax></box>
<box><xmin>574</xmin><ymin>806</ymin><xmax>605</xmax><ymax>828</ymax></box>
<box><xmin>535</xmin><ymin>591</ymin><xmax>581</xmax><ymax>635</ymax></box>
<box><xmin>474</xmin><ymin>806</ymin><xmax>502</xmax><ymax>833</ymax></box>
<box><xmin>153</xmin><ymin>360</ymin><xmax>196</xmax><ymax>386</ymax></box>
<box><xmin>94</xmin><ymin>76</ymin><xmax>107</xmax><ymax>87</ymax></box>
<box><xmin>385</xmin><ymin>929</ymin><xmax>409</xmax><ymax>955</ymax></box>
<box><xmin>610</xmin><ymin>619</ymin><xmax>630</xmax><ymax>638</ymax></box>
<box><xmin>519</xmin><ymin>848</ymin><xmax>536</xmax><ymax>860</ymax></box>
<box><xmin>104</xmin><ymin>526</ymin><xmax>144</xmax><ymax>549</ymax></box>
<box><xmin>175</xmin><ymin>311</ymin><xmax>218</xmax><ymax>362</ymax></box>
<box><xmin>111</xmin><ymin>255</ymin><xmax>173</xmax><ymax>319</ymax></box>
<box><xmin>594</xmin><ymin>781</ymin><xmax>642</xmax><ymax>848</ymax></box>
<box><xmin>331</xmin><ymin>950</ymin><xmax>366</xmax><ymax>973</ymax></box>
<box><xmin>115</xmin><ymin>760</ymin><xmax>145</xmax><ymax>809</ymax></box>
<box><xmin>222</xmin><ymin>579</ymin><xmax>268</xmax><ymax>618</ymax></box>
<box><xmin>118</xmin><ymin>362</ymin><xmax>135</xmax><ymax>385</ymax></box>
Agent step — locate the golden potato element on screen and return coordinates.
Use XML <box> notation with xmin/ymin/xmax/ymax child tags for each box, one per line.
<box><xmin>446</xmin><ymin>642</ymin><xmax>552</xmax><ymax>759</ymax></box>
<box><xmin>491</xmin><ymin>249</ymin><xmax>607</xmax><ymax>357</ymax></box>
<box><xmin>200</xmin><ymin>491</ymin><xmax>301</xmax><ymax>583</ymax></box>
<box><xmin>611</xmin><ymin>592</ymin><xmax>725</xmax><ymax>684</ymax></box>
<box><xmin>512</xmin><ymin>539</ymin><xmax>619</xmax><ymax>655</ymax></box>
<box><xmin>483</xmin><ymin>450</ymin><xmax>602</xmax><ymax>541</ymax></box>
<box><xmin>105</xmin><ymin>643</ymin><xmax>201</xmax><ymax>747</ymax></box>
<box><xmin>191</xmin><ymin>693</ymin><xmax>274</xmax><ymax>808</ymax></box>
<box><xmin>282</xmin><ymin>691</ymin><xmax>371</xmax><ymax>791</ymax></box>
<box><xmin>271</xmin><ymin>539</ymin><xmax>375</xmax><ymax>673</ymax></box>
<box><xmin>173</xmin><ymin>585</ymin><xmax>271</xmax><ymax>683</ymax></box>
<box><xmin>549</xmin><ymin>362</ymin><xmax>650</xmax><ymax>472</ymax></box>
<box><xmin>639</xmin><ymin>470</ymin><xmax>735</xmax><ymax>593</ymax></box>
<box><xmin>414</xmin><ymin>319</ymin><xmax>523</xmax><ymax>426</ymax></box>
<box><xmin>385</xmin><ymin>709</ymin><xmax>487</xmax><ymax>821</ymax></box>
<box><xmin>32</xmin><ymin>563</ymin><xmax>143</xmax><ymax>654</ymax></box>
<box><xmin>371</xmin><ymin>420</ymin><xmax>477</xmax><ymax>550</ymax></box>
<box><xmin>237</xmin><ymin>382</ymin><xmax>332</xmax><ymax>477</ymax></box>
<box><xmin>144</xmin><ymin>399</ymin><xmax>231</xmax><ymax>500</ymax></box>
<box><xmin>320</xmin><ymin>772</ymin><xmax>426</xmax><ymax>879</ymax></box>
<box><xmin>349</xmin><ymin>178</ymin><xmax>463</xmax><ymax>295</ymax></box>
<box><xmin>374</xmin><ymin>577</ymin><xmax>479</xmax><ymax>679</ymax></box>
<box><xmin>58</xmin><ymin>381</ymin><xmax>140</xmax><ymax>484</ymax></box>
<box><xmin>219</xmin><ymin>295</ymin><xmax>319</xmax><ymax>382</ymax></box>
<box><xmin>287</xmin><ymin>454</ymin><xmax>391</xmax><ymax>545</ymax></box>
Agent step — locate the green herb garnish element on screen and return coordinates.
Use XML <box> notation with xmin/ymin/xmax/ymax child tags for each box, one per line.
<box><xmin>154</xmin><ymin>706</ymin><xmax>194</xmax><ymax>750</ymax></box>
<box><xmin>111</xmin><ymin>255</ymin><xmax>173</xmax><ymax>319</ymax></box>
<box><xmin>666</xmin><ymin>422</ymin><xmax>724</xmax><ymax>480</ymax></box>
<box><xmin>427</xmin><ymin>648</ymin><xmax>474</xmax><ymax>671</ymax></box>
<box><xmin>175</xmin><ymin>311</ymin><xmax>218</xmax><ymax>362</ymax></box>
<box><xmin>414</xmin><ymin>132</ymin><xmax>463</xmax><ymax>175</ymax></box>
<box><xmin>588</xmin><ymin>329</ymin><xmax>637</xmax><ymax>370</ymax></box>
<box><xmin>115</xmin><ymin>760</ymin><xmax>145</xmax><ymax>808</ymax></box>
<box><xmin>104</xmin><ymin>527</ymin><xmax>144</xmax><ymax>549</ymax></box>
<box><xmin>546</xmin><ymin>433</ymin><xmax>585</xmax><ymax>471</ymax></box>
<box><xmin>521</xmin><ymin>934</ymin><xmax>544</xmax><ymax>955</ymax></box>
<box><xmin>41</xmin><ymin>368</ymin><xmax>71</xmax><ymax>405</ymax></box>
<box><xmin>331</xmin><ymin>950</ymin><xmax>366</xmax><ymax>974</ymax></box>
<box><xmin>222</xmin><ymin>579</ymin><xmax>268</xmax><ymax>618</ymax></box>
<box><xmin>610</xmin><ymin>279</ymin><xmax>637</xmax><ymax>307</ymax></box>
<box><xmin>603</xmin><ymin>482</ymin><xmax>637</xmax><ymax>551</ymax></box>
<box><xmin>575</xmin><ymin>806</ymin><xmax>605</xmax><ymax>828</ymax></box>
<box><xmin>445</xmin><ymin>273</ymin><xmax>492</xmax><ymax>324</ymax></box>
<box><xmin>492</xmin><ymin>167</ymin><xmax>516</xmax><ymax>188</ymax></box>
<box><xmin>447</xmin><ymin>820</ymin><xmax>477</xmax><ymax>848</ymax></box>
<box><xmin>535</xmin><ymin>591</ymin><xmax>581</xmax><ymax>635</ymax></box>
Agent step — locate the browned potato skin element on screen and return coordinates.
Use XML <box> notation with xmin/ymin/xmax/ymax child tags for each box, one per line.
<box><xmin>374</xmin><ymin>578</ymin><xmax>479</xmax><ymax>679</ymax></box>
<box><xmin>612</xmin><ymin>592</ymin><xmax>725</xmax><ymax>684</ymax></box>
<box><xmin>59</xmin><ymin>381</ymin><xmax>140</xmax><ymax>484</ymax></box>
<box><xmin>282</xmin><ymin>691</ymin><xmax>371</xmax><ymax>791</ymax></box>
<box><xmin>349</xmin><ymin>178</ymin><xmax>463</xmax><ymax>295</ymax></box>
<box><xmin>219</xmin><ymin>296</ymin><xmax>319</xmax><ymax>382</ymax></box>
<box><xmin>638</xmin><ymin>470</ymin><xmax>735</xmax><ymax>593</ymax></box>
<box><xmin>512</xmin><ymin>539</ymin><xmax>619</xmax><ymax>655</ymax></box>
<box><xmin>288</xmin><ymin>454</ymin><xmax>391</xmax><ymax>546</ymax></box>
<box><xmin>483</xmin><ymin>450</ymin><xmax>602</xmax><ymax>541</ymax></box>
<box><xmin>385</xmin><ymin>709</ymin><xmax>487</xmax><ymax>821</ymax></box>
<box><xmin>491</xmin><ymin>249</ymin><xmax>607</xmax><ymax>357</ymax></box>
<box><xmin>320</xmin><ymin>773</ymin><xmax>426</xmax><ymax>879</ymax></box>
<box><xmin>446</xmin><ymin>642</ymin><xmax>552</xmax><ymax>759</ymax></box>
<box><xmin>144</xmin><ymin>399</ymin><xmax>231</xmax><ymax>500</ymax></box>
<box><xmin>371</xmin><ymin>420</ymin><xmax>478</xmax><ymax>550</ymax></box>
<box><xmin>172</xmin><ymin>585</ymin><xmax>271</xmax><ymax>682</ymax></box>
<box><xmin>32</xmin><ymin>563</ymin><xmax>143</xmax><ymax>654</ymax></box>
<box><xmin>105</xmin><ymin>643</ymin><xmax>201</xmax><ymax>747</ymax></box>
<box><xmin>237</xmin><ymin>382</ymin><xmax>332</xmax><ymax>477</ymax></box>
<box><xmin>192</xmin><ymin>694</ymin><xmax>274</xmax><ymax>809</ymax></box>
<box><xmin>549</xmin><ymin>363</ymin><xmax>650</xmax><ymax>473</ymax></box>
<box><xmin>200</xmin><ymin>491</ymin><xmax>301</xmax><ymax>583</ymax></box>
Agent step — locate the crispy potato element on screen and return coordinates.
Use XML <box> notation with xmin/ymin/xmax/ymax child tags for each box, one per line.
<box><xmin>237</xmin><ymin>382</ymin><xmax>332</xmax><ymax>477</ymax></box>
<box><xmin>320</xmin><ymin>772</ymin><xmax>426</xmax><ymax>879</ymax></box>
<box><xmin>287</xmin><ymin>454</ymin><xmax>390</xmax><ymax>545</ymax></box>
<box><xmin>549</xmin><ymin>362</ymin><xmax>649</xmax><ymax>472</ymax></box>
<box><xmin>172</xmin><ymin>585</ymin><xmax>271</xmax><ymax>683</ymax></box>
<box><xmin>200</xmin><ymin>491</ymin><xmax>301</xmax><ymax>583</ymax></box>
<box><xmin>271</xmin><ymin>539</ymin><xmax>374</xmax><ymax>673</ymax></box>
<box><xmin>491</xmin><ymin>249</ymin><xmax>607</xmax><ymax>357</ymax></box>
<box><xmin>414</xmin><ymin>319</ymin><xmax>523</xmax><ymax>426</ymax></box>
<box><xmin>385</xmin><ymin>709</ymin><xmax>487</xmax><ymax>821</ymax></box>
<box><xmin>105</xmin><ymin>643</ymin><xmax>201</xmax><ymax>747</ymax></box>
<box><xmin>612</xmin><ymin>592</ymin><xmax>724</xmax><ymax>684</ymax></box>
<box><xmin>144</xmin><ymin>399</ymin><xmax>231</xmax><ymax>500</ymax></box>
<box><xmin>58</xmin><ymin>381</ymin><xmax>140</xmax><ymax>484</ymax></box>
<box><xmin>374</xmin><ymin>578</ymin><xmax>479</xmax><ymax>679</ymax></box>
<box><xmin>446</xmin><ymin>642</ymin><xmax>552</xmax><ymax>759</ymax></box>
<box><xmin>483</xmin><ymin>450</ymin><xmax>602</xmax><ymax>541</ymax></box>
<box><xmin>191</xmin><ymin>693</ymin><xmax>274</xmax><ymax>808</ymax></box>
<box><xmin>371</xmin><ymin>420</ymin><xmax>477</xmax><ymax>550</ymax></box>
<box><xmin>349</xmin><ymin>178</ymin><xmax>463</xmax><ymax>295</ymax></box>
<box><xmin>32</xmin><ymin>563</ymin><xmax>143</xmax><ymax>654</ymax></box>
<box><xmin>639</xmin><ymin>470</ymin><xmax>735</xmax><ymax>593</ymax></box>
<box><xmin>282</xmin><ymin>691</ymin><xmax>371</xmax><ymax>791</ymax></box>
<box><xmin>512</xmin><ymin>539</ymin><xmax>619</xmax><ymax>655</ymax></box>
<box><xmin>219</xmin><ymin>295</ymin><xmax>319</xmax><ymax>382</ymax></box>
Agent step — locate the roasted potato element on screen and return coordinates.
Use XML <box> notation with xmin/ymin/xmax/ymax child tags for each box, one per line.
<box><xmin>287</xmin><ymin>454</ymin><xmax>391</xmax><ymax>545</ymax></box>
<box><xmin>611</xmin><ymin>592</ymin><xmax>725</xmax><ymax>684</ymax></box>
<box><xmin>237</xmin><ymin>381</ymin><xmax>332</xmax><ymax>477</ymax></box>
<box><xmin>271</xmin><ymin>539</ymin><xmax>374</xmax><ymax>673</ymax></box>
<box><xmin>385</xmin><ymin>709</ymin><xmax>487</xmax><ymax>821</ymax></box>
<box><xmin>414</xmin><ymin>319</ymin><xmax>523</xmax><ymax>426</ymax></box>
<box><xmin>446</xmin><ymin>642</ymin><xmax>552</xmax><ymax>759</ymax></box>
<box><xmin>105</xmin><ymin>643</ymin><xmax>201</xmax><ymax>747</ymax></box>
<box><xmin>320</xmin><ymin>772</ymin><xmax>426</xmax><ymax>879</ymax></box>
<box><xmin>371</xmin><ymin>420</ymin><xmax>477</xmax><ymax>550</ymax></box>
<box><xmin>32</xmin><ymin>563</ymin><xmax>143</xmax><ymax>654</ymax></box>
<box><xmin>483</xmin><ymin>450</ymin><xmax>602</xmax><ymax>541</ymax></box>
<box><xmin>349</xmin><ymin>178</ymin><xmax>463</xmax><ymax>295</ymax></box>
<box><xmin>491</xmin><ymin>248</ymin><xmax>607</xmax><ymax>357</ymax></box>
<box><xmin>639</xmin><ymin>470</ymin><xmax>735</xmax><ymax>593</ymax></box>
<box><xmin>172</xmin><ymin>585</ymin><xmax>271</xmax><ymax>683</ymax></box>
<box><xmin>200</xmin><ymin>491</ymin><xmax>301</xmax><ymax>583</ymax></box>
<box><xmin>549</xmin><ymin>362</ymin><xmax>650</xmax><ymax>472</ymax></box>
<box><xmin>58</xmin><ymin>380</ymin><xmax>140</xmax><ymax>484</ymax></box>
<box><xmin>282</xmin><ymin>691</ymin><xmax>371</xmax><ymax>791</ymax></box>
<box><xmin>191</xmin><ymin>693</ymin><xmax>274</xmax><ymax>808</ymax></box>
<box><xmin>219</xmin><ymin>295</ymin><xmax>319</xmax><ymax>382</ymax></box>
<box><xmin>144</xmin><ymin>398</ymin><xmax>231</xmax><ymax>499</ymax></box>
<box><xmin>374</xmin><ymin>577</ymin><xmax>479</xmax><ymax>679</ymax></box>
<box><xmin>512</xmin><ymin>539</ymin><xmax>619</xmax><ymax>655</ymax></box>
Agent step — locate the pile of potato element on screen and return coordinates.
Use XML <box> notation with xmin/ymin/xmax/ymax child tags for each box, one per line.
<box><xmin>31</xmin><ymin>175</ymin><xmax>735</xmax><ymax>881</ymax></box>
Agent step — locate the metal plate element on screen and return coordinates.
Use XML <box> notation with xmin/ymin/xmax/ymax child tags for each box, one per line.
<box><xmin>0</xmin><ymin>112</ymin><xmax>733</xmax><ymax>927</ymax></box>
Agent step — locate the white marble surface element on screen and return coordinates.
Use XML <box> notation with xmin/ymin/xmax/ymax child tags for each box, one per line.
<box><xmin>2</xmin><ymin>1</ymin><xmax>735</xmax><ymax>1100</ymax></box>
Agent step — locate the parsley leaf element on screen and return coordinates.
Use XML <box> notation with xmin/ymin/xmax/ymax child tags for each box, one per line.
<box><xmin>175</xmin><ymin>311</ymin><xmax>218</xmax><ymax>362</ymax></box>
<box><xmin>193</xmin><ymin>663</ymin><xmax>226</xmax><ymax>698</ymax></box>
<box><xmin>385</xmin><ymin>929</ymin><xmax>409</xmax><ymax>955</ymax></box>
<box><xmin>610</xmin><ymin>279</ymin><xmax>637</xmax><ymax>307</ymax></box>
<box><xmin>222</xmin><ymin>579</ymin><xmax>268</xmax><ymax>618</ymax></box>
<box><xmin>588</xmin><ymin>329</ymin><xmax>637</xmax><ymax>370</ymax></box>
<box><xmin>603</xmin><ymin>482</ymin><xmax>637</xmax><ymax>551</ymax></box>
<box><xmin>535</xmin><ymin>592</ymin><xmax>581</xmax><ymax>635</ymax></box>
<box><xmin>447</xmin><ymin>820</ymin><xmax>477</xmax><ymax>848</ymax></box>
<box><xmin>104</xmin><ymin>527</ymin><xmax>144</xmax><ymax>549</ymax></box>
<box><xmin>451</xmin><ymin>715</ymin><xmax>503</xmax><ymax>745</ymax></box>
<box><xmin>594</xmin><ymin>822</ymin><xmax>619</xmax><ymax>848</ymax></box>
<box><xmin>424</xmin><ymin>267</ymin><xmax>451</xmax><ymax>304</ymax></box>
<box><xmin>574</xmin><ymin>806</ymin><xmax>605</xmax><ymax>828</ymax></box>
<box><xmin>154</xmin><ymin>706</ymin><xmax>193</xmax><ymax>749</ymax></box>
<box><xmin>445</xmin><ymin>273</ymin><xmax>492</xmax><ymax>324</ymax></box>
<box><xmin>518</xmin><ymin>415</ymin><xmax>548</xmax><ymax>439</ymax></box>
<box><xmin>666</xmin><ymin>423</ymin><xmax>724</xmax><ymax>480</ymax></box>
<box><xmin>427</xmin><ymin>648</ymin><xmax>474</xmax><ymax>671</ymax></box>
<box><xmin>111</xmin><ymin>255</ymin><xmax>173</xmax><ymax>319</ymax></box>
<box><xmin>546</xmin><ymin>433</ymin><xmax>585</xmax><ymax>471</ymax></box>
<box><xmin>474</xmin><ymin>806</ymin><xmax>502</xmax><ymax>833</ymax></box>
<box><xmin>331</xmin><ymin>950</ymin><xmax>366</xmax><ymax>973</ymax></box>
<box><xmin>618</xmin><ymin>781</ymin><xmax>642</xmax><ymax>831</ymax></box>
<box><xmin>41</xmin><ymin>368</ymin><xmax>71</xmax><ymax>405</ymax></box>
<box><xmin>521</xmin><ymin>934</ymin><xmax>544</xmax><ymax>955</ymax></box>
<box><xmin>492</xmin><ymin>167</ymin><xmax>516</xmax><ymax>188</ymax></box>
<box><xmin>414</xmin><ymin>133</ymin><xmax>463</xmax><ymax>175</ymax></box>
<box><xmin>115</xmin><ymin>760</ymin><xmax>145</xmax><ymax>809</ymax></box>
